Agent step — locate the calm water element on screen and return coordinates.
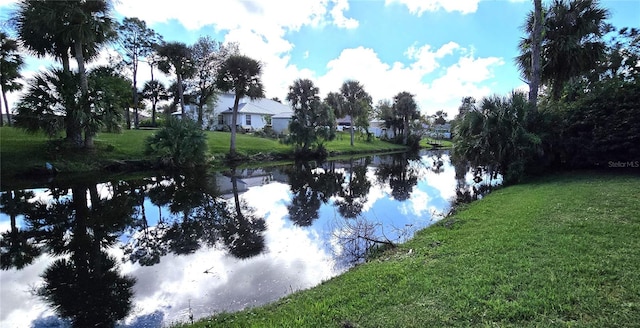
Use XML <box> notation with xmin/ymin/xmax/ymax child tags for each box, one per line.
<box><xmin>0</xmin><ymin>150</ymin><xmax>496</xmax><ymax>327</ymax></box>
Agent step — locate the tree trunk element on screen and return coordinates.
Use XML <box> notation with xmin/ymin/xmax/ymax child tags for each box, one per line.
<box><xmin>132</xmin><ymin>63</ymin><xmax>139</xmax><ymax>129</ymax></box>
<box><xmin>125</xmin><ymin>107</ymin><xmax>131</xmax><ymax>130</ymax></box>
<box><xmin>529</xmin><ymin>0</ymin><xmax>543</xmax><ymax>111</ymax></box>
<box><xmin>178</xmin><ymin>74</ymin><xmax>186</xmax><ymax>120</ymax></box>
<box><xmin>230</xmin><ymin>94</ymin><xmax>240</xmax><ymax>158</ymax></box>
<box><xmin>403</xmin><ymin>117</ymin><xmax>409</xmax><ymax>145</ymax></box>
<box><xmin>74</xmin><ymin>42</ymin><xmax>93</xmax><ymax>148</ymax></box>
<box><xmin>150</xmin><ymin>62</ymin><xmax>157</xmax><ymax>126</ymax></box>
<box><xmin>350</xmin><ymin>115</ymin><xmax>354</xmax><ymax>146</ymax></box>
<box><xmin>58</xmin><ymin>53</ymin><xmax>83</xmax><ymax>147</ymax></box>
<box><xmin>0</xmin><ymin>85</ymin><xmax>5</xmax><ymax>127</ymax></box>
<box><xmin>2</xmin><ymin>87</ymin><xmax>12</xmax><ymax>126</ymax></box>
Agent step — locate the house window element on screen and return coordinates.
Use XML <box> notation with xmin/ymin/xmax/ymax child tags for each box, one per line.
<box><xmin>218</xmin><ymin>114</ymin><xmax>224</xmax><ymax>125</ymax></box>
<box><xmin>246</xmin><ymin>115</ymin><xmax>251</xmax><ymax>126</ymax></box>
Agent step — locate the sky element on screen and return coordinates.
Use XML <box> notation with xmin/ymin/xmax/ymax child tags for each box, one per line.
<box><xmin>0</xmin><ymin>0</ymin><xmax>639</xmax><ymax>117</ymax></box>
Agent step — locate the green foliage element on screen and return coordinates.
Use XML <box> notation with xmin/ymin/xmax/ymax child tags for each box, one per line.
<box><xmin>325</xmin><ymin>80</ymin><xmax>372</xmax><ymax>147</ymax></box>
<box><xmin>144</xmin><ymin>117</ymin><xmax>207</xmax><ymax>168</ymax></box>
<box><xmin>87</xmin><ymin>67</ymin><xmax>130</xmax><ymax>133</ymax></box>
<box><xmin>286</xmin><ymin>79</ymin><xmax>336</xmax><ymax>156</ymax></box>
<box><xmin>517</xmin><ymin>0</ymin><xmax>610</xmax><ymax>100</ymax></box>
<box><xmin>393</xmin><ymin>91</ymin><xmax>420</xmax><ymax>145</ymax></box>
<box><xmin>546</xmin><ymin>78</ymin><xmax>640</xmax><ymax>168</ymax></box>
<box><xmin>0</xmin><ymin>32</ymin><xmax>24</xmax><ymax>127</ymax></box>
<box><xmin>215</xmin><ymin>54</ymin><xmax>265</xmax><ymax>158</ymax></box>
<box><xmin>454</xmin><ymin>91</ymin><xmax>541</xmax><ymax>184</ymax></box>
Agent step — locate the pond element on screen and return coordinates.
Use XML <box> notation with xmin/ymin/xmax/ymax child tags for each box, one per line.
<box><xmin>0</xmin><ymin>150</ymin><xmax>498</xmax><ymax>327</ymax></box>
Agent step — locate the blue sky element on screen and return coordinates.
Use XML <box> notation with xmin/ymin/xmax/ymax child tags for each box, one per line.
<box><xmin>1</xmin><ymin>0</ymin><xmax>638</xmax><ymax>117</ymax></box>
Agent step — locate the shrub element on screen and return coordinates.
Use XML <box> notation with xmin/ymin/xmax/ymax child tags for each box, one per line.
<box><xmin>144</xmin><ymin>117</ymin><xmax>207</xmax><ymax>168</ymax></box>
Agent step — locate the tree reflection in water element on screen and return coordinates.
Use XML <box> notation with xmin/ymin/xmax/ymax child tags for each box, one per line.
<box><xmin>0</xmin><ymin>168</ymin><xmax>268</xmax><ymax>327</ymax></box>
<box><xmin>0</xmin><ymin>190</ymin><xmax>41</xmax><ymax>270</ymax></box>
<box><xmin>225</xmin><ymin>167</ymin><xmax>266</xmax><ymax>259</ymax></box>
<box><xmin>0</xmin><ymin>180</ymin><xmax>138</xmax><ymax>327</ymax></box>
<box><xmin>335</xmin><ymin>157</ymin><xmax>372</xmax><ymax>219</ymax></box>
<box><xmin>374</xmin><ymin>151</ymin><xmax>420</xmax><ymax>202</ymax></box>
<box><xmin>285</xmin><ymin>161</ymin><xmax>344</xmax><ymax>226</ymax></box>
<box><xmin>0</xmin><ymin>151</ymin><xmax>501</xmax><ymax>326</ymax></box>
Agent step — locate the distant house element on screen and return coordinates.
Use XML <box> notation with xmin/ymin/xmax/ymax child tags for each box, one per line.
<box><xmin>271</xmin><ymin>111</ymin><xmax>294</xmax><ymax>134</ymax></box>
<box><xmin>173</xmin><ymin>93</ymin><xmax>292</xmax><ymax>131</ymax></box>
<box><xmin>430</xmin><ymin>123</ymin><xmax>452</xmax><ymax>139</ymax></box>
<box><xmin>369</xmin><ymin>120</ymin><xmax>392</xmax><ymax>138</ymax></box>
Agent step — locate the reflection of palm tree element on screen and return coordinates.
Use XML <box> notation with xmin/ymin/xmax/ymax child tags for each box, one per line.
<box><xmin>13</xmin><ymin>181</ymin><xmax>138</xmax><ymax>327</ymax></box>
<box><xmin>0</xmin><ymin>190</ymin><xmax>41</xmax><ymax>270</ymax></box>
<box><xmin>375</xmin><ymin>153</ymin><xmax>418</xmax><ymax>202</ymax></box>
<box><xmin>225</xmin><ymin>168</ymin><xmax>266</xmax><ymax>258</ymax></box>
<box><xmin>286</xmin><ymin>162</ymin><xmax>322</xmax><ymax>227</ymax></box>
<box><xmin>285</xmin><ymin>161</ymin><xmax>344</xmax><ymax>226</ymax></box>
<box><xmin>38</xmin><ymin>253</ymin><xmax>135</xmax><ymax>328</ymax></box>
<box><xmin>335</xmin><ymin>158</ymin><xmax>372</xmax><ymax>218</ymax></box>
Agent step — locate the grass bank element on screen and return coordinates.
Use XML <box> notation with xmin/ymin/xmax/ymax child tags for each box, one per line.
<box><xmin>176</xmin><ymin>172</ymin><xmax>640</xmax><ymax>328</ymax></box>
<box><xmin>0</xmin><ymin>127</ymin><xmax>406</xmax><ymax>178</ymax></box>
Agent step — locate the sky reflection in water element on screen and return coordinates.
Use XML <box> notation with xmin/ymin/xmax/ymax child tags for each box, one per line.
<box><xmin>0</xmin><ymin>150</ymin><xmax>491</xmax><ymax>327</ymax></box>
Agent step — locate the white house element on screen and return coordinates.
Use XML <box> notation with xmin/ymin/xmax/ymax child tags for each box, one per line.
<box><xmin>172</xmin><ymin>93</ymin><xmax>292</xmax><ymax>131</ymax></box>
<box><xmin>271</xmin><ymin>111</ymin><xmax>294</xmax><ymax>134</ymax></box>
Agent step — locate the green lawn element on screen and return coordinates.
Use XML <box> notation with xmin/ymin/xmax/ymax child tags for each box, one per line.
<box><xmin>0</xmin><ymin>127</ymin><xmax>406</xmax><ymax>178</ymax></box>
<box><xmin>420</xmin><ymin>137</ymin><xmax>453</xmax><ymax>149</ymax></box>
<box><xmin>176</xmin><ymin>172</ymin><xmax>640</xmax><ymax>328</ymax></box>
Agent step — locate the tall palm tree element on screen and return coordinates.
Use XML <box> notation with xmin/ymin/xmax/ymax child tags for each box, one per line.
<box><xmin>517</xmin><ymin>0</ymin><xmax>609</xmax><ymax>100</ymax></box>
<box><xmin>157</xmin><ymin>42</ymin><xmax>194</xmax><ymax>120</ymax></box>
<box><xmin>216</xmin><ymin>55</ymin><xmax>264</xmax><ymax>158</ymax></box>
<box><xmin>15</xmin><ymin>0</ymin><xmax>115</xmax><ymax>147</ymax></box>
<box><xmin>141</xmin><ymin>80</ymin><xmax>168</xmax><ymax>126</ymax></box>
<box><xmin>529</xmin><ymin>0</ymin><xmax>543</xmax><ymax>108</ymax></box>
<box><xmin>392</xmin><ymin>91</ymin><xmax>419</xmax><ymax>145</ymax></box>
<box><xmin>0</xmin><ymin>32</ymin><xmax>24</xmax><ymax>127</ymax></box>
<box><xmin>15</xmin><ymin>0</ymin><xmax>79</xmax><ymax>144</ymax></box>
<box><xmin>339</xmin><ymin>80</ymin><xmax>372</xmax><ymax>146</ymax></box>
<box><xmin>66</xmin><ymin>0</ymin><xmax>115</xmax><ymax>148</ymax></box>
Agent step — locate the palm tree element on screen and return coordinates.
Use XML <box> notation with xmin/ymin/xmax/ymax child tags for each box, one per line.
<box><xmin>517</xmin><ymin>0</ymin><xmax>609</xmax><ymax>100</ymax></box>
<box><xmin>156</xmin><ymin>42</ymin><xmax>194</xmax><ymax>120</ymax></box>
<box><xmin>66</xmin><ymin>0</ymin><xmax>115</xmax><ymax>148</ymax></box>
<box><xmin>529</xmin><ymin>0</ymin><xmax>543</xmax><ymax>108</ymax></box>
<box><xmin>392</xmin><ymin>91</ymin><xmax>419</xmax><ymax>145</ymax></box>
<box><xmin>216</xmin><ymin>55</ymin><xmax>264</xmax><ymax>158</ymax></box>
<box><xmin>0</xmin><ymin>32</ymin><xmax>24</xmax><ymax>127</ymax></box>
<box><xmin>14</xmin><ymin>0</ymin><xmax>115</xmax><ymax>147</ymax></box>
<box><xmin>15</xmin><ymin>0</ymin><xmax>79</xmax><ymax>144</ymax></box>
<box><xmin>141</xmin><ymin>80</ymin><xmax>168</xmax><ymax>126</ymax></box>
<box><xmin>334</xmin><ymin>80</ymin><xmax>372</xmax><ymax>146</ymax></box>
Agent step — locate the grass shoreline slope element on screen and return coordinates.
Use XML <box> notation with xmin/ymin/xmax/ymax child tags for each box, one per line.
<box><xmin>176</xmin><ymin>171</ymin><xmax>640</xmax><ymax>328</ymax></box>
<box><xmin>0</xmin><ymin>127</ymin><xmax>407</xmax><ymax>179</ymax></box>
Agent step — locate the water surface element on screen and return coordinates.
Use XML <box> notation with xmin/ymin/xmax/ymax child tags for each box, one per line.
<box><xmin>0</xmin><ymin>150</ymin><xmax>495</xmax><ymax>327</ymax></box>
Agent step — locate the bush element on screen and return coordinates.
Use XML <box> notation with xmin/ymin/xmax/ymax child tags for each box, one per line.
<box><xmin>139</xmin><ymin>118</ymin><xmax>164</xmax><ymax>128</ymax></box>
<box><xmin>554</xmin><ymin>79</ymin><xmax>640</xmax><ymax>168</ymax></box>
<box><xmin>144</xmin><ymin>117</ymin><xmax>207</xmax><ymax>168</ymax></box>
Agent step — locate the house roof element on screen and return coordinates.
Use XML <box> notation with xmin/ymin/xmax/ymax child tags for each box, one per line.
<box><xmin>217</xmin><ymin>93</ymin><xmax>291</xmax><ymax>116</ymax></box>
<box><xmin>272</xmin><ymin>111</ymin><xmax>294</xmax><ymax>119</ymax></box>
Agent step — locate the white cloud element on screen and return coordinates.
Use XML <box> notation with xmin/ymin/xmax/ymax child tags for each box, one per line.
<box><xmin>314</xmin><ymin>44</ymin><xmax>504</xmax><ymax>117</ymax></box>
<box><xmin>330</xmin><ymin>0</ymin><xmax>359</xmax><ymax>29</ymax></box>
<box><xmin>112</xmin><ymin>0</ymin><xmax>357</xmax><ymax>101</ymax></box>
<box><xmin>385</xmin><ymin>0</ymin><xmax>480</xmax><ymax>15</ymax></box>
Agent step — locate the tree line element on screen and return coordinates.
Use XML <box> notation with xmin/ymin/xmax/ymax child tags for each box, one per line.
<box><xmin>453</xmin><ymin>0</ymin><xmax>639</xmax><ymax>184</ymax></box>
<box><xmin>1</xmin><ymin>0</ymin><xmax>431</xmax><ymax>163</ymax></box>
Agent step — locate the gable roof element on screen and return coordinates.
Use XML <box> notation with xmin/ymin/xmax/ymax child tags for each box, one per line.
<box><xmin>217</xmin><ymin>93</ymin><xmax>291</xmax><ymax>116</ymax></box>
